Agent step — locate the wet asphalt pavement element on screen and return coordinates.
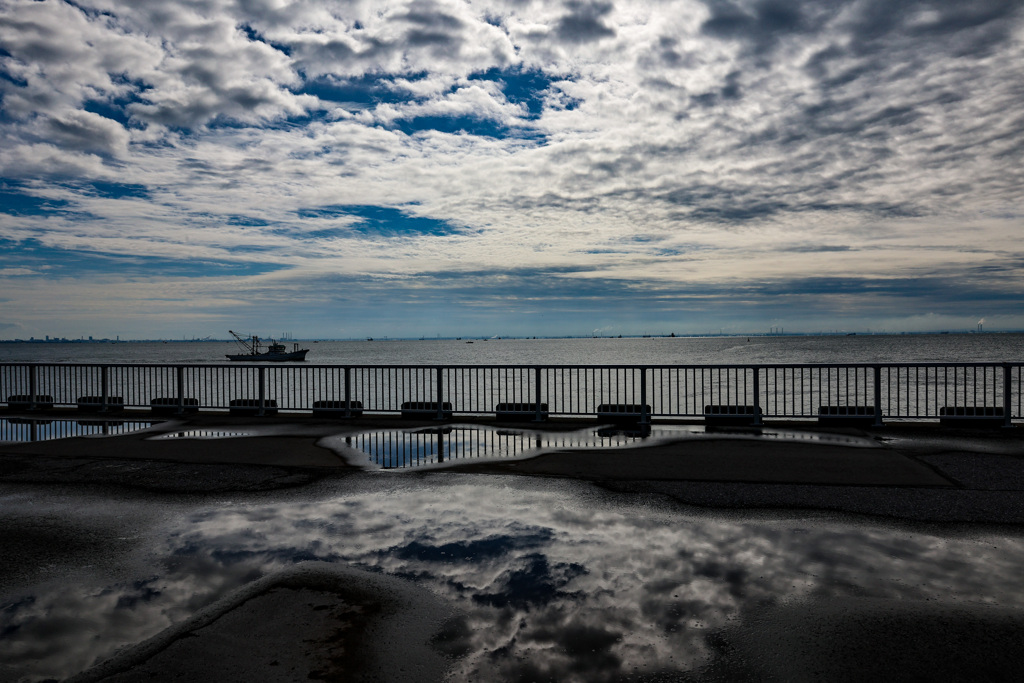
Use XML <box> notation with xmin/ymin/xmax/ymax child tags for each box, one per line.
<box><xmin>1</xmin><ymin>415</ymin><xmax>1023</xmax><ymax>681</ymax></box>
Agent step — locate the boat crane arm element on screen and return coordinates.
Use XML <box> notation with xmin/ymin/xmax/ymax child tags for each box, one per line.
<box><xmin>228</xmin><ymin>330</ymin><xmax>259</xmax><ymax>354</ymax></box>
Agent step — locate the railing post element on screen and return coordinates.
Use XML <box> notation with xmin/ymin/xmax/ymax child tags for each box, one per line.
<box><xmin>101</xmin><ymin>366</ymin><xmax>109</xmax><ymax>412</ymax></box>
<box><xmin>534</xmin><ymin>366</ymin><xmax>543</xmax><ymax>422</ymax></box>
<box><xmin>176</xmin><ymin>366</ymin><xmax>185</xmax><ymax>415</ymax></box>
<box><xmin>435</xmin><ymin>366</ymin><xmax>444</xmax><ymax>420</ymax></box>
<box><xmin>873</xmin><ymin>365</ymin><xmax>884</xmax><ymax>427</ymax></box>
<box><xmin>1004</xmin><ymin>364</ymin><xmax>1013</xmax><ymax>429</ymax></box>
<box><xmin>640</xmin><ymin>367</ymin><xmax>650</xmax><ymax>425</ymax></box>
<box><xmin>344</xmin><ymin>367</ymin><xmax>352</xmax><ymax>418</ymax></box>
<box><xmin>752</xmin><ymin>367</ymin><xmax>762</xmax><ymax>426</ymax></box>
<box><xmin>28</xmin><ymin>365</ymin><xmax>38</xmax><ymax>410</ymax></box>
<box><xmin>258</xmin><ymin>366</ymin><xmax>266</xmax><ymax>416</ymax></box>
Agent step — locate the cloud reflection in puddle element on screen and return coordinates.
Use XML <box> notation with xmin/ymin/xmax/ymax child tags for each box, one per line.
<box><xmin>3</xmin><ymin>478</ymin><xmax>1021</xmax><ymax>681</ymax></box>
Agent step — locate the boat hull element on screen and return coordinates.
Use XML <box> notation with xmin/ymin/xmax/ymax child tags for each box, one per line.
<box><xmin>225</xmin><ymin>350</ymin><xmax>309</xmax><ymax>362</ymax></box>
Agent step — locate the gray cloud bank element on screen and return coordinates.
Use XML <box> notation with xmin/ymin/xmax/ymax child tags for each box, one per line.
<box><xmin>1</xmin><ymin>0</ymin><xmax>1022</xmax><ymax>337</ymax></box>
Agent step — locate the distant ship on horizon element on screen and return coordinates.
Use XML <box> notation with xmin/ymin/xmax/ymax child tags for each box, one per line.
<box><xmin>226</xmin><ymin>331</ymin><xmax>309</xmax><ymax>362</ymax></box>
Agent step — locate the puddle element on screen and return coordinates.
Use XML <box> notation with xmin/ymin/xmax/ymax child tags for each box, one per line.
<box><xmin>150</xmin><ymin>429</ymin><xmax>254</xmax><ymax>440</ymax></box>
<box><xmin>331</xmin><ymin>424</ymin><xmax>880</xmax><ymax>470</ymax></box>
<box><xmin>1</xmin><ymin>479</ymin><xmax>1022</xmax><ymax>682</ymax></box>
<box><xmin>0</xmin><ymin>417</ymin><xmax>159</xmax><ymax>443</ymax></box>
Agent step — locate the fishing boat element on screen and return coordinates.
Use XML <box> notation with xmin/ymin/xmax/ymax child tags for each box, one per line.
<box><xmin>226</xmin><ymin>331</ymin><xmax>309</xmax><ymax>362</ymax></box>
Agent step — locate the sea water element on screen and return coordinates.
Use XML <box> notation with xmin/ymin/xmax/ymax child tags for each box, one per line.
<box><xmin>2</xmin><ymin>333</ymin><xmax>1023</xmax><ymax>365</ymax></box>
<box><xmin>3</xmin><ymin>336</ymin><xmax>1022</xmax><ymax>427</ymax></box>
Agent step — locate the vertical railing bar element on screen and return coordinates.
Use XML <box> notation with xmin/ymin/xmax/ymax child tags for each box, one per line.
<box><xmin>436</xmin><ymin>366</ymin><xmax>444</xmax><ymax>420</ymax></box>
<box><xmin>786</xmin><ymin>368</ymin><xmax>794</xmax><ymax>417</ymax></box>
<box><xmin>895</xmin><ymin>366</ymin><xmax>900</xmax><ymax>418</ymax></box>
<box><xmin>873</xmin><ymin>365</ymin><xmax>883</xmax><ymax>426</ymax></box>
<box><xmin>799</xmin><ymin>367</ymin><xmax>803</xmax><ymax>416</ymax></box>
<box><xmin>534</xmin><ymin>367</ymin><xmax>543</xmax><ymax>422</ymax></box>
<box><xmin>741</xmin><ymin>367</ymin><xmax>746</xmax><ymax>411</ymax></box>
<box><xmin>699</xmin><ymin>368</ymin><xmax>703</xmax><ymax>416</ymax></box>
<box><xmin>176</xmin><ymin>366</ymin><xmax>185</xmax><ymax>414</ymax></box>
<box><xmin>258</xmin><ymin>366</ymin><xmax>266</xmax><ymax>416</ymax></box>
<box><xmin>685</xmin><ymin>367</ymin><xmax>690</xmax><ymax>416</ymax></box>
<box><xmin>824</xmin><ymin>366</ymin><xmax>829</xmax><ymax>408</ymax></box>
<box><xmin>926</xmin><ymin>366</ymin><xmax>932</xmax><ymax>418</ymax></box>
<box><xmin>1003</xmin><ymin>364</ymin><xmax>1012</xmax><ymax>427</ymax></box>
<box><xmin>675</xmin><ymin>368</ymin><xmax>681</xmax><ymax>416</ymax></box>
<box><xmin>814</xmin><ymin>367</ymin><xmax>819</xmax><ymax>418</ymax></box>
<box><xmin>101</xmin><ymin>366</ymin><xmax>109</xmax><ymax>412</ymax></box>
<box><xmin>29</xmin><ymin>365</ymin><xmax>38</xmax><ymax>410</ymax></box>
<box><xmin>752</xmin><ymin>367</ymin><xmax>761</xmax><ymax>425</ymax></box>
<box><xmin>576</xmin><ymin>367</ymin><xmax>581</xmax><ymax>416</ymax></box>
<box><xmin>344</xmin><ymin>367</ymin><xmax>352</xmax><ymax>417</ymax></box>
<box><xmin>640</xmin><ymin>367</ymin><xmax>649</xmax><ymax>424</ymax></box>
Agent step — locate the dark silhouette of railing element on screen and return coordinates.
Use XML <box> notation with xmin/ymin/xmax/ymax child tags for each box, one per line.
<box><xmin>2</xmin><ymin>362</ymin><xmax>1021</xmax><ymax>426</ymax></box>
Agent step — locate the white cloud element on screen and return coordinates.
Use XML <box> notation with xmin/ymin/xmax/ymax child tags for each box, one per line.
<box><xmin>1</xmin><ymin>0</ymin><xmax>1023</xmax><ymax>335</ymax></box>
<box><xmin>40</xmin><ymin>110</ymin><xmax>131</xmax><ymax>157</ymax></box>
<box><xmin>0</xmin><ymin>142</ymin><xmax>119</xmax><ymax>179</ymax></box>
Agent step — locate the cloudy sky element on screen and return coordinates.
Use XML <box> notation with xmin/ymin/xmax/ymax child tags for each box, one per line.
<box><xmin>1</xmin><ymin>0</ymin><xmax>1022</xmax><ymax>340</ymax></box>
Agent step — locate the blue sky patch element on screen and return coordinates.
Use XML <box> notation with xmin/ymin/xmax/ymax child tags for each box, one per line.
<box><xmin>82</xmin><ymin>99</ymin><xmax>134</xmax><ymax>128</ymax></box>
<box><xmin>1</xmin><ymin>181</ymin><xmax>149</xmax><ymax>218</ymax></box>
<box><xmin>0</xmin><ymin>184</ymin><xmax>71</xmax><ymax>216</ymax></box>
<box><xmin>239</xmin><ymin>24</ymin><xmax>293</xmax><ymax>56</ymax></box>
<box><xmin>469</xmin><ymin>67</ymin><xmax>554</xmax><ymax>119</ymax></box>
<box><xmin>397</xmin><ymin>67</ymin><xmax>556</xmax><ymax>138</ymax></box>
<box><xmin>0</xmin><ymin>65</ymin><xmax>27</xmax><ymax>89</ymax></box>
<box><xmin>299</xmin><ymin>73</ymin><xmax>424</xmax><ymax>106</ymax></box>
<box><xmin>80</xmin><ymin>181</ymin><xmax>151</xmax><ymax>201</ymax></box>
<box><xmin>226</xmin><ymin>215</ymin><xmax>273</xmax><ymax>227</ymax></box>
<box><xmin>64</xmin><ymin>0</ymin><xmax>114</xmax><ymax>21</ymax></box>
<box><xmin>219</xmin><ymin>244</ymin><xmax>280</xmax><ymax>255</ymax></box>
<box><xmin>392</xmin><ymin>114</ymin><xmax>515</xmax><ymax>138</ymax></box>
<box><xmin>299</xmin><ymin>228</ymin><xmax>353</xmax><ymax>239</ymax></box>
<box><xmin>297</xmin><ymin>204</ymin><xmax>460</xmax><ymax>237</ymax></box>
<box><xmin>0</xmin><ymin>239</ymin><xmax>285</xmax><ymax>278</ymax></box>
<box><xmin>81</xmin><ymin>75</ymin><xmax>150</xmax><ymax>129</ymax></box>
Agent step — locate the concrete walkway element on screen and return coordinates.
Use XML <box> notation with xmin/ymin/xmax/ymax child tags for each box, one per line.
<box><xmin>2</xmin><ymin>412</ymin><xmax>1023</xmax><ymax>522</ymax></box>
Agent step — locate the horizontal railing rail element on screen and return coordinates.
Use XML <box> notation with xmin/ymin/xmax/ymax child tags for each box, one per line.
<box><xmin>1</xmin><ymin>362</ymin><xmax>1021</xmax><ymax>425</ymax></box>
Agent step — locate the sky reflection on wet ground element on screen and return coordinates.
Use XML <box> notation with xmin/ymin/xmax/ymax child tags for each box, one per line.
<box><xmin>2</xmin><ymin>476</ymin><xmax>1022</xmax><ymax>682</ymax></box>
<box><xmin>331</xmin><ymin>424</ymin><xmax>880</xmax><ymax>469</ymax></box>
<box><xmin>0</xmin><ymin>417</ymin><xmax>158</xmax><ymax>443</ymax></box>
<box><xmin>151</xmin><ymin>429</ymin><xmax>255</xmax><ymax>440</ymax></box>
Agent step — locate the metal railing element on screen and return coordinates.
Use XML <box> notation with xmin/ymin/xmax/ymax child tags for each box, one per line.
<box><xmin>1</xmin><ymin>362</ymin><xmax>1021</xmax><ymax>425</ymax></box>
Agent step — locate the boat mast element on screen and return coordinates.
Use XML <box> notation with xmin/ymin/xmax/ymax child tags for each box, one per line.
<box><xmin>228</xmin><ymin>330</ymin><xmax>260</xmax><ymax>355</ymax></box>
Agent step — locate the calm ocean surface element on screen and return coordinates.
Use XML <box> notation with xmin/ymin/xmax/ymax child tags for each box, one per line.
<box><xmin>2</xmin><ymin>334</ymin><xmax>1023</xmax><ymax>365</ymax></box>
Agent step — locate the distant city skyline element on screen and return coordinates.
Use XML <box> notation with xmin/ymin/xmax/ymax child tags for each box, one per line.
<box><xmin>2</xmin><ymin>1</ymin><xmax>1022</xmax><ymax>340</ymax></box>
<box><xmin>3</xmin><ymin>328</ymin><xmax>1018</xmax><ymax>344</ymax></box>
